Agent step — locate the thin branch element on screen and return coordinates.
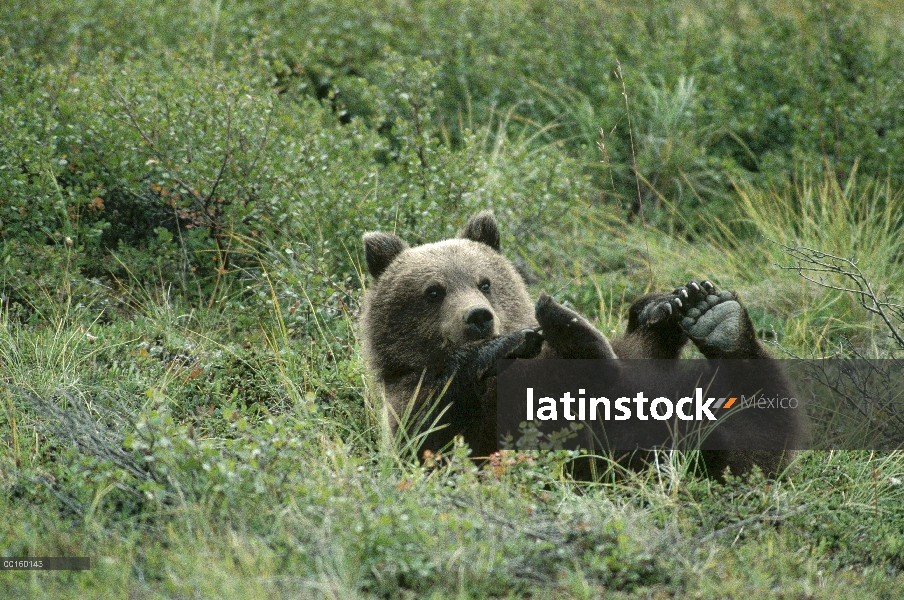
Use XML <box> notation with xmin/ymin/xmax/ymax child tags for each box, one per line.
<box><xmin>771</xmin><ymin>239</ymin><xmax>904</xmax><ymax>350</ymax></box>
<box><xmin>204</xmin><ymin>96</ymin><xmax>233</xmax><ymax>208</ymax></box>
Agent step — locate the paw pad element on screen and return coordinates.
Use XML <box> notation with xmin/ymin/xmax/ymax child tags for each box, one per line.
<box><xmin>641</xmin><ymin>280</ymin><xmax>746</xmax><ymax>354</ymax></box>
<box><xmin>672</xmin><ymin>282</ymin><xmax>742</xmax><ymax>353</ymax></box>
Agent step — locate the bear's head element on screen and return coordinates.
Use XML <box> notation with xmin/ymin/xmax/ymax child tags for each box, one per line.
<box><xmin>360</xmin><ymin>212</ymin><xmax>535</xmax><ymax>377</ymax></box>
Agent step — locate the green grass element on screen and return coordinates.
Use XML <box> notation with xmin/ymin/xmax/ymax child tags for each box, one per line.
<box><xmin>3</xmin><ymin>0</ymin><xmax>904</xmax><ymax>597</ymax></box>
<box><xmin>3</xmin><ymin>175</ymin><xmax>904</xmax><ymax>596</ymax></box>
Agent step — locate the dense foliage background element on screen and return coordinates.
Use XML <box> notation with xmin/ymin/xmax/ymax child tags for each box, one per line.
<box><xmin>1</xmin><ymin>1</ymin><xmax>903</xmax><ymax>597</ymax></box>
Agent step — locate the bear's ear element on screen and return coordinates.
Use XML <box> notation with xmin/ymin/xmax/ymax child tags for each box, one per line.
<box><xmin>460</xmin><ymin>211</ymin><xmax>500</xmax><ymax>251</ymax></box>
<box><xmin>363</xmin><ymin>232</ymin><xmax>408</xmax><ymax>278</ymax></box>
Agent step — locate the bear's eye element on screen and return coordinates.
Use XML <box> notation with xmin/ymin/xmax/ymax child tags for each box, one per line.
<box><xmin>479</xmin><ymin>280</ymin><xmax>491</xmax><ymax>294</ymax></box>
<box><xmin>424</xmin><ymin>284</ymin><xmax>445</xmax><ymax>303</ymax></box>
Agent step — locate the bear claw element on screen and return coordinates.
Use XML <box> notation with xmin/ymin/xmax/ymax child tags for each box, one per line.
<box><xmin>639</xmin><ymin>280</ymin><xmax>747</xmax><ymax>355</ymax></box>
<box><xmin>512</xmin><ymin>328</ymin><xmax>545</xmax><ymax>359</ymax></box>
<box><xmin>671</xmin><ymin>281</ymin><xmax>744</xmax><ymax>354</ymax></box>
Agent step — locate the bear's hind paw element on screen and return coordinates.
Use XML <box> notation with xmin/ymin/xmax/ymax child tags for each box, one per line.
<box><xmin>673</xmin><ymin>281</ymin><xmax>744</xmax><ymax>355</ymax></box>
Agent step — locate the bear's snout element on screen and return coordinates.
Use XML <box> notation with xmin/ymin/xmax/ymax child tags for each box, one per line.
<box><xmin>464</xmin><ymin>306</ymin><xmax>495</xmax><ymax>338</ymax></box>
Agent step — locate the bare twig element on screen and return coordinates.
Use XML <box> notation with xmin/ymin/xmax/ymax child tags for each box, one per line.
<box><xmin>771</xmin><ymin>239</ymin><xmax>904</xmax><ymax>445</ymax></box>
<box><xmin>772</xmin><ymin>239</ymin><xmax>904</xmax><ymax>350</ymax></box>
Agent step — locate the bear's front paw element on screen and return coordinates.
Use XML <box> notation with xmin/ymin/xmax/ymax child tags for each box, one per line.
<box><xmin>477</xmin><ymin>327</ymin><xmax>545</xmax><ymax>379</ymax></box>
<box><xmin>505</xmin><ymin>327</ymin><xmax>545</xmax><ymax>360</ymax></box>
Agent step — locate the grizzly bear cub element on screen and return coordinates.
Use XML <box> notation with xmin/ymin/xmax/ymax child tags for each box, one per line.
<box><xmin>360</xmin><ymin>212</ymin><xmax>549</xmax><ymax>457</ymax></box>
<box><xmin>359</xmin><ymin>211</ymin><xmax>806</xmax><ymax>478</ymax></box>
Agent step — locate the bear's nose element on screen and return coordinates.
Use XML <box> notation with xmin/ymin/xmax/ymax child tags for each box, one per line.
<box><xmin>465</xmin><ymin>307</ymin><xmax>494</xmax><ymax>336</ymax></box>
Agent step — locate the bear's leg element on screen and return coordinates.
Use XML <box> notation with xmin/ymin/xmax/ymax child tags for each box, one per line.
<box><xmin>613</xmin><ymin>290</ymin><xmax>691</xmax><ymax>358</ymax></box>
<box><xmin>634</xmin><ymin>280</ymin><xmax>765</xmax><ymax>359</ymax></box>
<box><xmin>448</xmin><ymin>326</ymin><xmax>545</xmax><ymax>381</ymax></box>
<box><xmin>629</xmin><ymin>281</ymin><xmax>802</xmax><ymax>478</ymax></box>
<box><xmin>418</xmin><ymin>327</ymin><xmax>543</xmax><ymax>456</ymax></box>
<box><xmin>534</xmin><ymin>293</ymin><xmax>618</xmax><ymax>359</ymax></box>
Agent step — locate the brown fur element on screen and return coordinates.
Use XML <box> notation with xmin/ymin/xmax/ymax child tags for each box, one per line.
<box><xmin>360</xmin><ymin>212</ymin><xmax>806</xmax><ymax>478</ymax></box>
<box><xmin>536</xmin><ymin>285</ymin><xmax>807</xmax><ymax>479</ymax></box>
<box><xmin>360</xmin><ymin>212</ymin><xmax>543</xmax><ymax>457</ymax></box>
